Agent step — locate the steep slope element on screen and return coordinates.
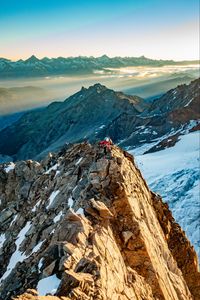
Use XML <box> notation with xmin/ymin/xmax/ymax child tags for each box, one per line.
<box><xmin>133</xmin><ymin>131</ymin><xmax>200</xmax><ymax>258</ymax></box>
<box><xmin>0</xmin><ymin>79</ymin><xmax>199</xmax><ymax>162</ymax></box>
<box><xmin>98</xmin><ymin>78</ymin><xmax>200</xmax><ymax>150</ymax></box>
<box><xmin>0</xmin><ymin>112</ymin><xmax>25</xmax><ymax>131</ymax></box>
<box><xmin>0</xmin><ymin>143</ymin><xmax>199</xmax><ymax>300</ymax></box>
<box><xmin>147</xmin><ymin>78</ymin><xmax>200</xmax><ymax>114</ymax></box>
<box><xmin>0</xmin><ymin>84</ymin><xmax>145</xmax><ymax>161</ymax></box>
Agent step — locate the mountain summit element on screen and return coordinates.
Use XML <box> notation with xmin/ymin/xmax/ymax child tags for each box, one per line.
<box><xmin>0</xmin><ymin>143</ymin><xmax>199</xmax><ymax>299</ymax></box>
<box><xmin>0</xmin><ymin>79</ymin><xmax>199</xmax><ymax>162</ymax></box>
<box><xmin>0</xmin><ymin>83</ymin><xmax>145</xmax><ymax>161</ymax></box>
<box><xmin>24</xmin><ymin>55</ymin><xmax>40</xmax><ymax>64</ymax></box>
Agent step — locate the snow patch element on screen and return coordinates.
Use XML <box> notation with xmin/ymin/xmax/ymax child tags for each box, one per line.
<box><xmin>99</xmin><ymin>124</ymin><xmax>106</xmax><ymax>129</ymax></box>
<box><xmin>130</xmin><ymin>127</ymin><xmax>185</xmax><ymax>156</ymax></box>
<box><xmin>45</xmin><ymin>163</ymin><xmax>59</xmax><ymax>174</ymax></box>
<box><xmin>75</xmin><ymin>157</ymin><xmax>83</xmax><ymax>166</ymax></box>
<box><xmin>30</xmin><ymin>241</ymin><xmax>44</xmax><ymax>255</ymax></box>
<box><xmin>186</xmin><ymin>120</ymin><xmax>200</xmax><ymax>131</ymax></box>
<box><xmin>10</xmin><ymin>215</ymin><xmax>18</xmax><ymax>227</ymax></box>
<box><xmin>50</xmin><ymin>229</ymin><xmax>55</xmax><ymax>235</ymax></box>
<box><xmin>4</xmin><ymin>162</ymin><xmax>15</xmax><ymax>173</ymax></box>
<box><xmin>32</xmin><ymin>200</ymin><xmax>41</xmax><ymax>212</ymax></box>
<box><xmin>76</xmin><ymin>207</ymin><xmax>85</xmax><ymax>216</ymax></box>
<box><xmin>0</xmin><ymin>234</ymin><xmax>6</xmax><ymax>248</ymax></box>
<box><xmin>72</xmin><ymin>185</ymin><xmax>77</xmax><ymax>193</ymax></box>
<box><xmin>38</xmin><ymin>258</ymin><xmax>44</xmax><ymax>270</ymax></box>
<box><xmin>53</xmin><ymin>211</ymin><xmax>63</xmax><ymax>223</ymax></box>
<box><xmin>184</xmin><ymin>98</ymin><xmax>193</xmax><ymax>107</ymax></box>
<box><xmin>55</xmin><ymin>170</ymin><xmax>60</xmax><ymax>176</ymax></box>
<box><xmin>46</xmin><ymin>190</ymin><xmax>60</xmax><ymax>209</ymax></box>
<box><xmin>68</xmin><ymin>197</ymin><xmax>74</xmax><ymax>208</ymax></box>
<box><xmin>1</xmin><ymin>221</ymin><xmax>32</xmax><ymax>281</ymax></box>
<box><xmin>143</xmin><ymin>127</ymin><xmax>151</xmax><ymax>134</ymax></box>
<box><xmin>37</xmin><ymin>274</ymin><xmax>61</xmax><ymax>296</ymax></box>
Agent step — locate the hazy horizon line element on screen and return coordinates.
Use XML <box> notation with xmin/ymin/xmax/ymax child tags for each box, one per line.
<box><xmin>1</xmin><ymin>54</ymin><xmax>199</xmax><ymax>63</ymax></box>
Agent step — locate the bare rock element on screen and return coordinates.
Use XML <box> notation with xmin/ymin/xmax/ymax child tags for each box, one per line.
<box><xmin>0</xmin><ymin>143</ymin><xmax>198</xmax><ymax>300</ymax></box>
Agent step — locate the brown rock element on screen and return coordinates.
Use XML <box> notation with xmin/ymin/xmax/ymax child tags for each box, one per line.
<box><xmin>0</xmin><ymin>143</ymin><xmax>198</xmax><ymax>300</ymax></box>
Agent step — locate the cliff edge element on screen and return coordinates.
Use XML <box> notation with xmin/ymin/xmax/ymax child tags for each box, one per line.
<box><xmin>0</xmin><ymin>143</ymin><xmax>199</xmax><ymax>300</ymax></box>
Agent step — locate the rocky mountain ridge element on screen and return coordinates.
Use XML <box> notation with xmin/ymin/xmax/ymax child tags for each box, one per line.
<box><xmin>98</xmin><ymin>78</ymin><xmax>200</xmax><ymax>149</ymax></box>
<box><xmin>0</xmin><ymin>79</ymin><xmax>199</xmax><ymax>161</ymax></box>
<box><xmin>0</xmin><ymin>83</ymin><xmax>145</xmax><ymax>161</ymax></box>
<box><xmin>0</xmin><ymin>143</ymin><xmax>199</xmax><ymax>300</ymax></box>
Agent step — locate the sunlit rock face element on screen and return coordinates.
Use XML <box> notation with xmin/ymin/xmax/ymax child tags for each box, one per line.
<box><xmin>0</xmin><ymin>143</ymin><xmax>199</xmax><ymax>300</ymax></box>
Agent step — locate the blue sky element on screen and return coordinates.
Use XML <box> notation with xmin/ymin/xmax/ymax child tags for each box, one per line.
<box><xmin>0</xmin><ymin>0</ymin><xmax>199</xmax><ymax>60</ymax></box>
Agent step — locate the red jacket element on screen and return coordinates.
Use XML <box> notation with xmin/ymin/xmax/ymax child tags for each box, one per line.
<box><xmin>99</xmin><ymin>140</ymin><xmax>111</xmax><ymax>149</ymax></box>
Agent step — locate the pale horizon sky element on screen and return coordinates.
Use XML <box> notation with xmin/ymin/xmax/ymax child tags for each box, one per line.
<box><xmin>0</xmin><ymin>0</ymin><xmax>199</xmax><ymax>61</ymax></box>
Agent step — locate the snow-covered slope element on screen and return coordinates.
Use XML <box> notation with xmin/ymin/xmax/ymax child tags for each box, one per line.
<box><xmin>131</xmin><ymin>131</ymin><xmax>200</xmax><ymax>257</ymax></box>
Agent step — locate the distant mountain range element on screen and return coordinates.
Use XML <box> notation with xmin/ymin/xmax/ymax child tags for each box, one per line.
<box><xmin>0</xmin><ymin>55</ymin><xmax>199</xmax><ymax>78</ymax></box>
<box><xmin>0</xmin><ymin>78</ymin><xmax>199</xmax><ymax>161</ymax></box>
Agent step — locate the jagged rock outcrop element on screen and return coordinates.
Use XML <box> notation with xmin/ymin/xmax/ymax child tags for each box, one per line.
<box><xmin>0</xmin><ymin>143</ymin><xmax>199</xmax><ymax>300</ymax></box>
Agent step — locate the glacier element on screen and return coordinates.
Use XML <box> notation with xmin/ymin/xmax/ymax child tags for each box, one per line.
<box><xmin>131</xmin><ymin>131</ymin><xmax>200</xmax><ymax>258</ymax></box>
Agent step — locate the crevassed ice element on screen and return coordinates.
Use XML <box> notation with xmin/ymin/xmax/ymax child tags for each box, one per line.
<box><xmin>134</xmin><ymin>131</ymin><xmax>200</xmax><ymax>258</ymax></box>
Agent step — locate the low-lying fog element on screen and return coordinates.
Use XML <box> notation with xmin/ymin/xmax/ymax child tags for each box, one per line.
<box><xmin>0</xmin><ymin>64</ymin><xmax>199</xmax><ymax>115</ymax></box>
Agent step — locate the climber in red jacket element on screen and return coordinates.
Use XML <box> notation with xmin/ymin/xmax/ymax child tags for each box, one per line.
<box><xmin>99</xmin><ymin>137</ymin><xmax>113</xmax><ymax>155</ymax></box>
